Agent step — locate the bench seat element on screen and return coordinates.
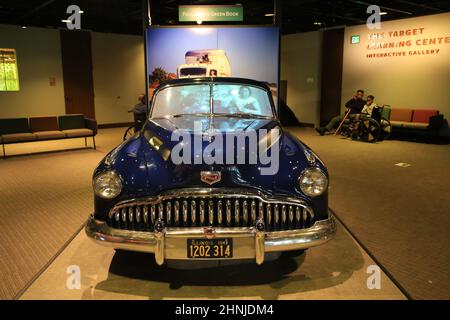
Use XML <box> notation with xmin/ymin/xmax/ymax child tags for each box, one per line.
<box><xmin>1</xmin><ymin>133</ymin><xmax>37</xmax><ymax>143</ymax></box>
<box><xmin>1</xmin><ymin>114</ymin><xmax>97</xmax><ymax>158</ymax></box>
<box><xmin>62</xmin><ymin>128</ymin><xmax>94</xmax><ymax>138</ymax></box>
<box><xmin>35</xmin><ymin>130</ymin><xmax>66</xmax><ymax>140</ymax></box>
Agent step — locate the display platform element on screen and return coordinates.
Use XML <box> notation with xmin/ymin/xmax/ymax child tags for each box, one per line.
<box><xmin>19</xmin><ymin>219</ymin><xmax>405</xmax><ymax>300</ymax></box>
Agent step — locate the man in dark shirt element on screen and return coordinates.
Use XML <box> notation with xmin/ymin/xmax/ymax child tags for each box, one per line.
<box><xmin>133</xmin><ymin>93</ymin><xmax>147</xmax><ymax>114</ymax></box>
<box><xmin>316</xmin><ymin>89</ymin><xmax>366</xmax><ymax>135</ymax></box>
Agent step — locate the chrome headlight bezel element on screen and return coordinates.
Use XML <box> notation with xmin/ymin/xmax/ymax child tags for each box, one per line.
<box><xmin>93</xmin><ymin>170</ymin><xmax>123</xmax><ymax>199</ymax></box>
<box><xmin>298</xmin><ymin>167</ymin><xmax>328</xmax><ymax>197</ymax></box>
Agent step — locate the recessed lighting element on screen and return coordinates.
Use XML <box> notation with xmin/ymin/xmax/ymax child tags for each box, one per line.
<box><xmin>380</xmin><ymin>12</ymin><xmax>388</xmax><ymax>15</ymax></box>
<box><xmin>265</xmin><ymin>13</ymin><xmax>274</xmax><ymax>17</ymax></box>
<box><xmin>21</xmin><ymin>26</ymin><xmax>27</xmax><ymax>29</ymax></box>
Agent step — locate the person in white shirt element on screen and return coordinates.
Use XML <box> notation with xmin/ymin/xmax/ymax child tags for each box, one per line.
<box><xmin>360</xmin><ymin>95</ymin><xmax>377</xmax><ymax>117</ymax></box>
<box><xmin>230</xmin><ymin>86</ymin><xmax>261</xmax><ymax>114</ymax></box>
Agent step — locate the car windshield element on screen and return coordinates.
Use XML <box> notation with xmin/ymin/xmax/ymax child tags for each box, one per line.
<box><xmin>151</xmin><ymin>83</ymin><xmax>274</xmax><ymax>118</ymax></box>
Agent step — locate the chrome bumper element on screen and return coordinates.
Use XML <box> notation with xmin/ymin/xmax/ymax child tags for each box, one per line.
<box><xmin>85</xmin><ymin>213</ymin><xmax>336</xmax><ymax>265</ymax></box>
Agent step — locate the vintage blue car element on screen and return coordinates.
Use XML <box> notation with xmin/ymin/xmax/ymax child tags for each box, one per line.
<box><xmin>86</xmin><ymin>77</ymin><xmax>336</xmax><ymax>266</ymax></box>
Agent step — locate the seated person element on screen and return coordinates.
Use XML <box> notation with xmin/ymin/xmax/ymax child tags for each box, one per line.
<box><xmin>132</xmin><ymin>93</ymin><xmax>147</xmax><ymax>115</ymax></box>
<box><xmin>359</xmin><ymin>95</ymin><xmax>377</xmax><ymax>118</ymax></box>
<box><xmin>346</xmin><ymin>95</ymin><xmax>377</xmax><ymax>138</ymax></box>
<box><xmin>316</xmin><ymin>89</ymin><xmax>366</xmax><ymax>135</ymax></box>
<box><xmin>229</xmin><ymin>86</ymin><xmax>261</xmax><ymax>115</ymax></box>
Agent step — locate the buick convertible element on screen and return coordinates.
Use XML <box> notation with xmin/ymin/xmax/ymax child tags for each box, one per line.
<box><xmin>86</xmin><ymin>77</ymin><xmax>336</xmax><ymax>266</ymax></box>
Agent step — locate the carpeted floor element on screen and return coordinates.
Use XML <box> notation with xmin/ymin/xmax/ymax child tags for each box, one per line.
<box><xmin>0</xmin><ymin>128</ymin><xmax>124</xmax><ymax>299</ymax></box>
<box><xmin>0</xmin><ymin>126</ymin><xmax>449</xmax><ymax>299</ymax></box>
<box><xmin>288</xmin><ymin>127</ymin><xmax>450</xmax><ymax>300</ymax></box>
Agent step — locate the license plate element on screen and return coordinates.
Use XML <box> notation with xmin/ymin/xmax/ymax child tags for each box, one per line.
<box><xmin>187</xmin><ymin>238</ymin><xmax>233</xmax><ymax>259</ymax></box>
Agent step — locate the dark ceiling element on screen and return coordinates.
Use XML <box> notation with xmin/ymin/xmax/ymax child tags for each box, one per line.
<box><xmin>0</xmin><ymin>0</ymin><xmax>449</xmax><ymax>35</ymax></box>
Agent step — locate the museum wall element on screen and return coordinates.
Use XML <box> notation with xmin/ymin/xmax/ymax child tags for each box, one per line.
<box><xmin>341</xmin><ymin>12</ymin><xmax>450</xmax><ymax>117</ymax></box>
<box><xmin>0</xmin><ymin>25</ymin><xmax>66</xmax><ymax>118</ymax></box>
<box><xmin>0</xmin><ymin>25</ymin><xmax>145</xmax><ymax>125</ymax></box>
<box><xmin>91</xmin><ymin>32</ymin><xmax>145</xmax><ymax>125</ymax></box>
<box><xmin>281</xmin><ymin>31</ymin><xmax>322</xmax><ymax>126</ymax></box>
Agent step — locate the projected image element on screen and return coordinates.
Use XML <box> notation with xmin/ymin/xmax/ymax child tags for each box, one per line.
<box><xmin>146</xmin><ymin>26</ymin><xmax>279</xmax><ymax>101</ymax></box>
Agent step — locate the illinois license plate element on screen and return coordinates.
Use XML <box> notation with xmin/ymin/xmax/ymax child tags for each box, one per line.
<box><xmin>187</xmin><ymin>238</ymin><xmax>233</xmax><ymax>259</ymax></box>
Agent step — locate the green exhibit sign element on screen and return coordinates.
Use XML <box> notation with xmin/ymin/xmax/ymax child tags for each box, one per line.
<box><xmin>179</xmin><ymin>5</ymin><xmax>243</xmax><ymax>22</ymax></box>
<box><xmin>351</xmin><ymin>35</ymin><xmax>360</xmax><ymax>44</ymax></box>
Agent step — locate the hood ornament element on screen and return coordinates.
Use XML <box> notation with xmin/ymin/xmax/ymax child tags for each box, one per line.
<box><xmin>200</xmin><ymin>171</ymin><xmax>221</xmax><ymax>185</ymax></box>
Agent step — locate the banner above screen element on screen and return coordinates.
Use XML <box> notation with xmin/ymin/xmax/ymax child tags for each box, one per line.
<box><xmin>179</xmin><ymin>5</ymin><xmax>244</xmax><ymax>22</ymax></box>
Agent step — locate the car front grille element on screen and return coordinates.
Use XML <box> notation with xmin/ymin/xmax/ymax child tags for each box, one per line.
<box><xmin>107</xmin><ymin>192</ymin><xmax>315</xmax><ymax>232</ymax></box>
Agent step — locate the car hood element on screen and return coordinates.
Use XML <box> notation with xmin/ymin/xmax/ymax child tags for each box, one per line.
<box><xmin>101</xmin><ymin>115</ymin><xmax>327</xmax><ymax>200</ymax></box>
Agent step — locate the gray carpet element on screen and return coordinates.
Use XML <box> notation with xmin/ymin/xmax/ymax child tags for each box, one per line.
<box><xmin>0</xmin><ymin>126</ymin><xmax>448</xmax><ymax>299</ymax></box>
<box><xmin>288</xmin><ymin>127</ymin><xmax>450</xmax><ymax>300</ymax></box>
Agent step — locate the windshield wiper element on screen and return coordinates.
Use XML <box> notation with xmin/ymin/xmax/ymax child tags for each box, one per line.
<box><xmin>171</xmin><ymin>113</ymin><xmax>210</xmax><ymax>118</ymax></box>
<box><xmin>215</xmin><ymin>113</ymin><xmax>273</xmax><ymax>120</ymax></box>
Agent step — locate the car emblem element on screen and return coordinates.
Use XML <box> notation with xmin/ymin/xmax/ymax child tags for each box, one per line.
<box><xmin>203</xmin><ymin>226</ymin><xmax>216</xmax><ymax>239</ymax></box>
<box><xmin>200</xmin><ymin>171</ymin><xmax>221</xmax><ymax>185</ymax></box>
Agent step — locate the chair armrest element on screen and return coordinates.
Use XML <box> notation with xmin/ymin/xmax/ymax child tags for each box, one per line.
<box><xmin>84</xmin><ymin>118</ymin><xmax>98</xmax><ymax>135</ymax></box>
<box><xmin>428</xmin><ymin>114</ymin><xmax>444</xmax><ymax>131</ymax></box>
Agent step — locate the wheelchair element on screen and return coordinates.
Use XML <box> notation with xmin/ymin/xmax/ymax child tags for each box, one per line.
<box><xmin>340</xmin><ymin>106</ymin><xmax>392</xmax><ymax>143</ymax></box>
<box><xmin>123</xmin><ymin>111</ymin><xmax>147</xmax><ymax>141</ymax></box>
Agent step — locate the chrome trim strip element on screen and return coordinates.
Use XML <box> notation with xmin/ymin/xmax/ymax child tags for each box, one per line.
<box><xmin>199</xmin><ymin>200</ymin><xmax>205</xmax><ymax>225</ymax></box>
<box><xmin>158</xmin><ymin>203</ymin><xmax>163</xmax><ymax>220</ymax></box>
<box><xmin>289</xmin><ymin>205</ymin><xmax>294</xmax><ymax>223</ymax></box>
<box><xmin>190</xmin><ymin>200</ymin><xmax>196</xmax><ymax>225</ymax></box>
<box><xmin>258</xmin><ymin>201</ymin><xmax>264</xmax><ymax>219</ymax></box>
<box><xmin>274</xmin><ymin>204</ymin><xmax>279</xmax><ymax>225</ymax></box>
<box><xmin>226</xmin><ymin>200</ymin><xmax>231</xmax><ymax>226</ymax></box>
<box><xmin>143</xmin><ymin>205</ymin><xmax>148</xmax><ymax>224</ymax></box>
<box><xmin>243</xmin><ymin>200</ymin><xmax>248</xmax><ymax>225</ymax></box>
<box><xmin>234</xmin><ymin>200</ymin><xmax>240</xmax><ymax>225</ymax></box>
<box><xmin>151</xmin><ymin>204</ymin><xmax>156</xmax><ymax>224</ymax></box>
<box><xmin>174</xmin><ymin>201</ymin><xmax>179</xmax><ymax>224</ymax></box>
<box><xmin>128</xmin><ymin>207</ymin><xmax>134</xmax><ymax>224</ymax></box>
<box><xmin>136</xmin><ymin>206</ymin><xmax>141</xmax><ymax>223</ymax></box>
<box><xmin>251</xmin><ymin>201</ymin><xmax>256</xmax><ymax>224</ymax></box>
<box><xmin>166</xmin><ymin>202</ymin><xmax>171</xmax><ymax>224</ymax></box>
<box><xmin>217</xmin><ymin>200</ymin><xmax>223</xmax><ymax>225</ymax></box>
<box><xmin>295</xmin><ymin>207</ymin><xmax>301</xmax><ymax>223</ymax></box>
<box><xmin>266</xmin><ymin>203</ymin><xmax>272</xmax><ymax>226</ymax></box>
<box><xmin>208</xmin><ymin>200</ymin><xmax>214</xmax><ymax>225</ymax></box>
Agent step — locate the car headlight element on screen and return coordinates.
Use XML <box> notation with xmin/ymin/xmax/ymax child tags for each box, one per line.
<box><xmin>298</xmin><ymin>168</ymin><xmax>328</xmax><ymax>197</ymax></box>
<box><xmin>93</xmin><ymin>171</ymin><xmax>122</xmax><ymax>199</ymax></box>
